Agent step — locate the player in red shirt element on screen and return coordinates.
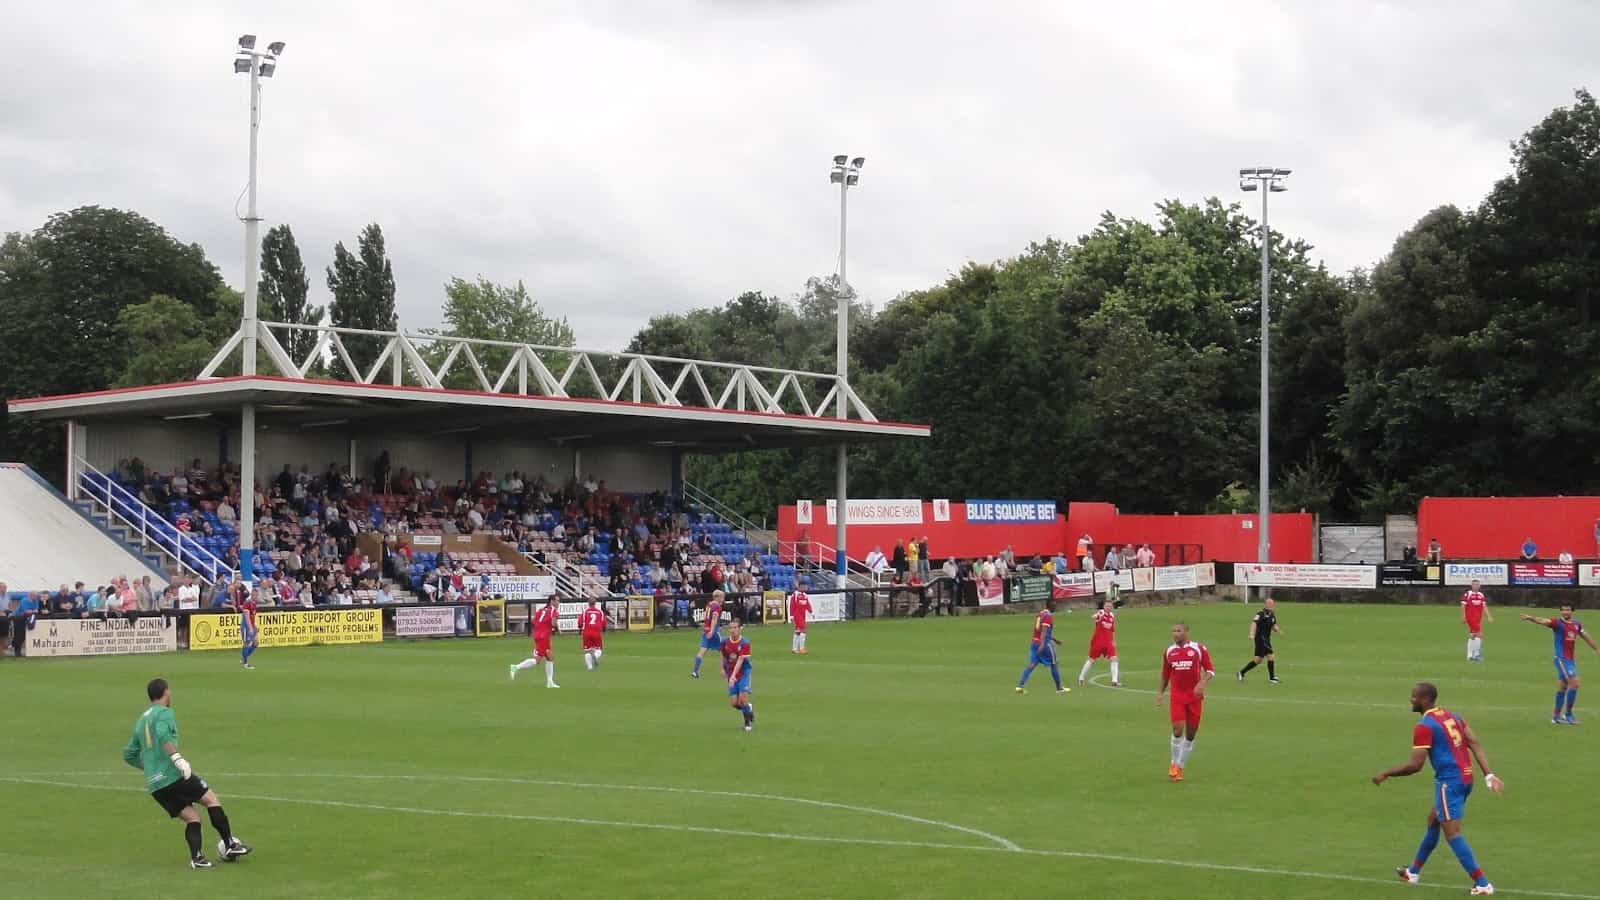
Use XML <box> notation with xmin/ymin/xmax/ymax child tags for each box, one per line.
<box><xmin>1078</xmin><ymin>599</ymin><xmax>1121</xmax><ymax>687</ymax></box>
<box><xmin>789</xmin><ymin>581</ymin><xmax>813</xmax><ymax>655</ymax></box>
<box><xmin>1461</xmin><ymin>579</ymin><xmax>1492</xmax><ymax>662</ymax></box>
<box><xmin>510</xmin><ymin>595</ymin><xmax>560</xmax><ymax>688</ymax></box>
<box><xmin>1155</xmin><ymin>622</ymin><xmax>1214</xmax><ymax>782</ymax></box>
<box><xmin>579</xmin><ymin>600</ymin><xmax>606</xmax><ymax>671</ymax></box>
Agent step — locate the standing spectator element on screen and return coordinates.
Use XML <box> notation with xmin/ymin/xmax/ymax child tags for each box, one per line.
<box><xmin>905</xmin><ymin>537</ymin><xmax>920</xmax><ymax>581</ymax></box>
<box><xmin>1520</xmin><ymin>537</ymin><xmax>1538</xmax><ymax>560</ymax></box>
<box><xmin>1426</xmin><ymin>537</ymin><xmax>1442</xmax><ymax>565</ymax></box>
<box><xmin>1076</xmin><ymin>533</ymin><xmax>1093</xmax><ymax>571</ymax></box>
<box><xmin>1136</xmin><ymin>544</ymin><xmax>1157</xmax><ymax>569</ymax></box>
<box><xmin>177</xmin><ymin>576</ymin><xmax>201</xmax><ymax>610</ymax></box>
<box><xmin>1081</xmin><ymin>552</ymin><xmax>1097</xmax><ymax>574</ymax></box>
<box><xmin>50</xmin><ymin>585</ymin><xmax>78</xmax><ymax>616</ymax></box>
<box><xmin>13</xmin><ymin>592</ymin><xmax>39</xmax><ymax>656</ymax></box>
<box><xmin>993</xmin><ymin>552</ymin><xmax>1009</xmax><ymax>580</ymax></box>
<box><xmin>864</xmin><ymin>546</ymin><xmax>889</xmax><ymax>576</ymax></box>
<box><xmin>891</xmin><ymin>540</ymin><xmax>909</xmax><ymax>582</ymax></box>
<box><xmin>1001</xmin><ymin>545</ymin><xmax>1016</xmax><ymax>571</ymax></box>
<box><xmin>1104</xmin><ymin>546</ymin><xmax>1124</xmax><ymax>572</ymax></box>
<box><xmin>1594</xmin><ymin>519</ymin><xmax>1600</xmax><ymax>561</ymax></box>
<box><xmin>917</xmin><ymin>536</ymin><xmax>931</xmax><ymax>580</ymax></box>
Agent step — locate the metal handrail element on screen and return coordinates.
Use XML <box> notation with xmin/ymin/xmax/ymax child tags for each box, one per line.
<box><xmin>681</xmin><ymin>480</ymin><xmax>766</xmax><ymax>544</ymax></box>
<box><xmin>74</xmin><ymin>457</ymin><xmax>232</xmax><ymax>585</ymax></box>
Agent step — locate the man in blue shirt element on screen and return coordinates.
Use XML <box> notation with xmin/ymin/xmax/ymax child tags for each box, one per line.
<box><xmin>12</xmin><ymin>592</ymin><xmax>39</xmax><ymax>656</ymax></box>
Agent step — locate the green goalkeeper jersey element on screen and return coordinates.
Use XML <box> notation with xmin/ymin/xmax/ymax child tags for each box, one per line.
<box><xmin>121</xmin><ymin>703</ymin><xmax>182</xmax><ymax>793</ymax></box>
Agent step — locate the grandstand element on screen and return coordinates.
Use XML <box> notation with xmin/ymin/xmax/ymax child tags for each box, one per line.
<box><xmin>7</xmin><ymin>322</ymin><xmax>925</xmax><ymax>596</ymax></box>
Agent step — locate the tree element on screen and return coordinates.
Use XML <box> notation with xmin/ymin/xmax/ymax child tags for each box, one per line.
<box><xmin>259</xmin><ymin>224</ymin><xmax>319</xmax><ymax>363</ymax></box>
<box><xmin>423</xmin><ymin>277</ymin><xmax>574</xmax><ymax>390</ymax></box>
<box><xmin>0</xmin><ymin>207</ymin><xmax>224</xmax><ymax>482</ymax></box>
<box><xmin>327</xmin><ymin>223</ymin><xmax>397</xmax><ymax>378</ymax></box>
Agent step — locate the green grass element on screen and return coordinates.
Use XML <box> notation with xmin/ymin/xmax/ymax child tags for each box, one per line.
<box><xmin>4</xmin><ymin>602</ymin><xmax>1595</xmax><ymax>899</ymax></box>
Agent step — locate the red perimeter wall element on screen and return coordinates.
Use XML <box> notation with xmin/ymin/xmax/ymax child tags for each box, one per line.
<box><xmin>1417</xmin><ymin>497</ymin><xmax>1600</xmax><ymax>559</ymax></box>
<box><xmin>774</xmin><ymin>501</ymin><xmax>1315</xmax><ymax>563</ymax></box>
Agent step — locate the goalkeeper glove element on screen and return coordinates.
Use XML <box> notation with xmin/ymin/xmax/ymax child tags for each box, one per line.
<box><xmin>170</xmin><ymin>753</ymin><xmax>192</xmax><ymax>779</ymax></box>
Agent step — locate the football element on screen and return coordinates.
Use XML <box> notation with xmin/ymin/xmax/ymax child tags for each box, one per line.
<box><xmin>218</xmin><ymin>838</ymin><xmax>242</xmax><ymax>862</ymax></box>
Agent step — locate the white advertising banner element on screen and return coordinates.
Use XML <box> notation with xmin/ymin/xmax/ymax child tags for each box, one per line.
<box><xmin>1093</xmin><ymin>570</ymin><xmax>1134</xmax><ymax>593</ymax></box>
<box><xmin>806</xmin><ymin>591</ymin><xmax>847</xmax><ymax>622</ymax></box>
<box><xmin>25</xmin><ymin>616</ymin><xmax>178</xmax><ymax>658</ymax></box>
<box><xmin>1444</xmin><ymin>563</ymin><xmax>1509</xmax><ymax>587</ymax></box>
<box><xmin>395</xmin><ymin>606</ymin><xmax>456</xmax><ymax>637</ymax></box>
<box><xmin>1233</xmin><ymin>563</ymin><xmax>1378</xmax><ymax>590</ymax></box>
<box><xmin>410</xmin><ymin>534</ymin><xmax>443</xmax><ymax>547</ymax></box>
<box><xmin>1194</xmin><ymin>562</ymin><xmax>1217</xmax><ymax>587</ymax></box>
<box><xmin>795</xmin><ymin>500</ymin><xmax>813</xmax><ymax>525</ymax></box>
<box><xmin>1153</xmin><ymin>565</ymin><xmax>1199</xmax><ymax>592</ymax></box>
<box><xmin>823</xmin><ymin>499</ymin><xmax>924</xmax><ymax>526</ymax></box>
<box><xmin>480</xmin><ymin>575</ymin><xmax>558</xmax><ymax>599</ymax></box>
<box><xmin>932</xmin><ymin>499</ymin><xmax>951</xmax><ymax>522</ymax></box>
<box><xmin>1581</xmin><ymin>564</ymin><xmax>1600</xmax><ymax>587</ymax></box>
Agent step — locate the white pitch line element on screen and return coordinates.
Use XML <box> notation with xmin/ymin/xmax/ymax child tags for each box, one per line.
<box><xmin>210</xmin><ymin>771</ymin><xmax>1021</xmax><ymax>852</ymax></box>
<box><xmin>4</xmin><ymin>774</ymin><xmax>1594</xmax><ymax>899</ymax></box>
<box><xmin>1087</xmin><ymin>673</ymin><xmax>1536</xmax><ymax>712</ymax></box>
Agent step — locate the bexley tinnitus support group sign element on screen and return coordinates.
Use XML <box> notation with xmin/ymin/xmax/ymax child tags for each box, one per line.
<box><xmin>964</xmin><ymin>499</ymin><xmax>1057</xmax><ymax>524</ymax></box>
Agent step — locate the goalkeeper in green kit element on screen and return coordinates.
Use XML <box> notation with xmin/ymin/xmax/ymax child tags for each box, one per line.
<box><xmin>122</xmin><ymin>677</ymin><xmax>252</xmax><ymax>869</ymax></box>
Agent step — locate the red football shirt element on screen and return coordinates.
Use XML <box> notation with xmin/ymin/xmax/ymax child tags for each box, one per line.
<box><xmin>578</xmin><ymin>607</ymin><xmax>605</xmax><ymax>633</ymax></box>
<box><xmin>1162</xmin><ymin>641</ymin><xmax>1214</xmax><ymax>698</ymax></box>
<box><xmin>704</xmin><ymin>600</ymin><xmax>722</xmax><ymax>635</ymax></box>
<box><xmin>1461</xmin><ymin>591</ymin><xmax>1487</xmax><ymax>624</ymax></box>
<box><xmin>533</xmin><ymin>605</ymin><xmax>557</xmax><ymax>638</ymax></box>
<box><xmin>789</xmin><ymin>591</ymin><xmax>811</xmax><ymax>627</ymax></box>
<box><xmin>1093</xmin><ymin>609</ymin><xmax>1116</xmax><ymax>636</ymax></box>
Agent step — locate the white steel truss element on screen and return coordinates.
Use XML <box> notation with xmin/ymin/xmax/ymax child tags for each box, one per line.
<box><xmin>198</xmin><ymin>321</ymin><xmax>878</xmax><ymax>422</ymax></box>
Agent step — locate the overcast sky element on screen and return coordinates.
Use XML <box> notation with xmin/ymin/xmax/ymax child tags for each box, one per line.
<box><xmin>2</xmin><ymin>1</ymin><xmax>1595</xmax><ymax>350</ymax></box>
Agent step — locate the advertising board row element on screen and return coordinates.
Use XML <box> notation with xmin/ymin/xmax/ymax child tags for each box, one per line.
<box><xmin>1442</xmin><ymin>563</ymin><xmax>1583</xmax><ymax>587</ymax></box>
<box><xmin>794</xmin><ymin>498</ymin><xmax>1060</xmax><ymax>526</ymax></box>
<box><xmin>1026</xmin><ymin>563</ymin><xmax>1218</xmax><ymax>602</ymax></box>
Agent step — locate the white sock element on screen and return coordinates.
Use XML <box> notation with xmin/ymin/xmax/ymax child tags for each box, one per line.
<box><xmin>1466</xmin><ymin>638</ymin><xmax>1473</xmax><ymax>659</ymax></box>
<box><xmin>583</xmin><ymin>651</ymin><xmax>594</xmax><ymax>670</ymax></box>
<box><xmin>1079</xmin><ymin>660</ymin><xmax>1094</xmax><ymax>682</ymax></box>
<box><xmin>792</xmin><ymin>633</ymin><xmax>800</xmax><ymax>652</ymax></box>
<box><xmin>1170</xmin><ymin>736</ymin><xmax>1183</xmax><ymax>765</ymax></box>
<box><xmin>1179</xmin><ymin>738</ymin><xmax>1196</xmax><ymax>767</ymax></box>
<box><xmin>545</xmin><ymin>661</ymin><xmax>555</xmax><ymax>684</ymax></box>
<box><xmin>593</xmin><ymin>649</ymin><xmax>602</xmax><ymax>662</ymax></box>
<box><xmin>1110</xmin><ymin>660</ymin><xmax>1120</xmax><ymax>682</ymax></box>
<box><xmin>799</xmin><ymin>633</ymin><xmax>807</xmax><ymax>651</ymax></box>
<box><xmin>1473</xmin><ymin>637</ymin><xmax>1482</xmax><ymax>658</ymax></box>
<box><xmin>515</xmin><ymin>658</ymin><xmax>538</xmax><ymax>671</ymax></box>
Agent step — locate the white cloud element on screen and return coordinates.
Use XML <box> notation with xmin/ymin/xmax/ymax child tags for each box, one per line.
<box><xmin>1</xmin><ymin>0</ymin><xmax>1594</xmax><ymax>349</ymax></box>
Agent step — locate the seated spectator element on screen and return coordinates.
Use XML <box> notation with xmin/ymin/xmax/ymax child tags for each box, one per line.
<box><xmin>376</xmin><ymin>582</ymin><xmax>395</xmax><ymax>604</ymax></box>
<box><xmin>177</xmin><ymin>575</ymin><xmax>202</xmax><ymax>610</ymax></box>
<box><xmin>85</xmin><ymin>585</ymin><xmax>109</xmax><ymax>618</ymax></box>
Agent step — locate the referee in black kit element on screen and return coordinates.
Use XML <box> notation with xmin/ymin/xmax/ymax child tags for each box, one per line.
<box><xmin>1236</xmin><ymin>597</ymin><xmax>1283</xmax><ymax>684</ymax></box>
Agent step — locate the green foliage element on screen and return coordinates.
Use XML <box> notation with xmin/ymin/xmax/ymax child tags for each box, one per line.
<box><xmin>326</xmin><ymin>223</ymin><xmax>397</xmax><ymax>378</ymax></box>
<box><xmin>0</xmin><ymin>207</ymin><xmax>225</xmax><ymax>481</ymax></box>
<box><xmin>422</xmin><ymin>277</ymin><xmax>575</xmax><ymax>390</ymax></box>
<box><xmin>259</xmin><ymin>224</ymin><xmax>320</xmax><ymax>363</ymax></box>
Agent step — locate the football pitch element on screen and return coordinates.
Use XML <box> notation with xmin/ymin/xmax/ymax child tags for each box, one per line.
<box><xmin>5</xmin><ymin>602</ymin><xmax>1595</xmax><ymax>900</ymax></box>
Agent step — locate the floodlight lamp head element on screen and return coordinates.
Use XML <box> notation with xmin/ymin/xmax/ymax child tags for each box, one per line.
<box><xmin>233</xmin><ymin>58</ymin><xmax>251</xmax><ymax>74</ymax></box>
<box><xmin>846</xmin><ymin>173</ymin><xmax>859</xmax><ymax>186</ymax></box>
<box><xmin>1239</xmin><ymin>182</ymin><xmax>1258</xmax><ymax>192</ymax></box>
<box><xmin>851</xmin><ymin>156</ymin><xmax>865</xmax><ymax>168</ymax></box>
<box><xmin>1273</xmin><ymin>168</ymin><xmax>1291</xmax><ymax>176</ymax></box>
<box><xmin>238</xmin><ymin>34</ymin><xmax>257</xmax><ymax>50</ymax></box>
<box><xmin>833</xmin><ymin>154</ymin><xmax>848</xmax><ymax>166</ymax></box>
<box><xmin>830</xmin><ymin>172</ymin><xmax>844</xmax><ymax>184</ymax></box>
<box><xmin>259</xmin><ymin>60</ymin><xmax>276</xmax><ymax>77</ymax></box>
<box><xmin>267</xmin><ymin>41</ymin><xmax>285</xmax><ymax>55</ymax></box>
<box><xmin>1238</xmin><ymin>167</ymin><xmax>1254</xmax><ymax>177</ymax></box>
<box><xmin>1269</xmin><ymin>183</ymin><xmax>1286</xmax><ymax>192</ymax></box>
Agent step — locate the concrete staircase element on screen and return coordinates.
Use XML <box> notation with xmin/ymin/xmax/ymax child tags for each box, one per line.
<box><xmin>73</xmin><ymin>500</ymin><xmax>179</xmax><ymax>580</ymax></box>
